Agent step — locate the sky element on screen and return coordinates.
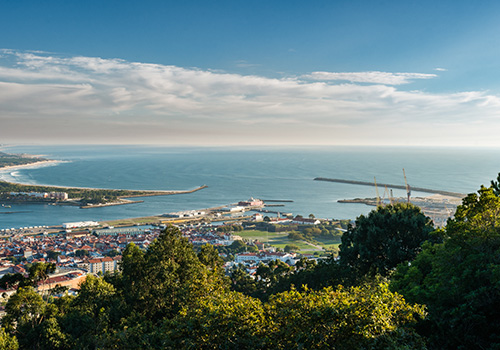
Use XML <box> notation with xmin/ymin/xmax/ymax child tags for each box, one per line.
<box><xmin>1</xmin><ymin>0</ymin><xmax>500</xmax><ymax>146</ymax></box>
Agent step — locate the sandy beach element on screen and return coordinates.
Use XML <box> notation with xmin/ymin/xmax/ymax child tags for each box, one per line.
<box><xmin>0</xmin><ymin>159</ymin><xmax>65</xmax><ymax>173</ymax></box>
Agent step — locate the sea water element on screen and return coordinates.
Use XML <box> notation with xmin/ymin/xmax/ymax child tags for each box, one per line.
<box><xmin>1</xmin><ymin>145</ymin><xmax>499</xmax><ymax>229</ymax></box>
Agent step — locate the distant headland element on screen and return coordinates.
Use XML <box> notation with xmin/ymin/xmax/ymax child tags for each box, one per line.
<box><xmin>0</xmin><ymin>151</ymin><xmax>207</xmax><ymax>208</ymax></box>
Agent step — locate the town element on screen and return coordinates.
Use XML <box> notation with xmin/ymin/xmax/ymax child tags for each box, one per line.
<box><xmin>0</xmin><ymin>198</ymin><xmax>347</xmax><ymax>313</ymax></box>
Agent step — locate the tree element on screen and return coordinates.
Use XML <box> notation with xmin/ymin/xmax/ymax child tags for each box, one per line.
<box><xmin>230</xmin><ymin>264</ymin><xmax>259</xmax><ymax>296</ymax></box>
<box><xmin>46</xmin><ymin>251</ymin><xmax>61</xmax><ymax>261</ymax></box>
<box><xmin>162</xmin><ymin>291</ymin><xmax>266</xmax><ymax>349</ymax></box>
<box><xmin>3</xmin><ymin>287</ymin><xmax>68</xmax><ymax>349</ymax></box>
<box><xmin>28</xmin><ymin>262</ymin><xmax>56</xmax><ymax>291</ymax></box>
<box><xmin>0</xmin><ymin>327</ymin><xmax>18</xmax><ymax>350</ymax></box>
<box><xmin>227</xmin><ymin>239</ymin><xmax>249</xmax><ymax>254</ymax></box>
<box><xmin>284</xmin><ymin>244</ymin><xmax>300</xmax><ymax>253</ymax></box>
<box><xmin>198</xmin><ymin>244</ymin><xmax>224</xmax><ymax>270</ymax></box>
<box><xmin>0</xmin><ymin>273</ymin><xmax>25</xmax><ymax>290</ymax></box>
<box><xmin>491</xmin><ymin>172</ymin><xmax>500</xmax><ymax>196</ymax></box>
<box><xmin>391</xmin><ymin>186</ymin><xmax>500</xmax><ymax>349</ymax></box>
<box><xmin>0</xmin><ymin>262</ymin><xmax>56</xmax><ymax>292</ymax></box>
<box><xmin>60</xmin><ymin>274</ymin><xmax>121</xmax><ymax>349</ymax></box>
<box><xmin>118</xmin><ymin>242</ymin><xmax>145</xmax><ymax>306</ymax></box>
<box><xmin>75</xmin><ymin>249</ymin><xmax>89</xmax><ymax>258</ymax></box>
<box><xmin>120</xmin><ymin>226</ymin><xmax>227</xmax><ymax>321</ymax></box>
<box><xmin>105</xmin><ymin>249</ymin><xmax>120</xmax><ymax>257</ymax></box>
<box><xmin>340</xmin><ymin>203</ymin><xmax>435</xmax><ymax>278</ymax></box>
<box><xmin>266</xmin><ymin>282</ymin><xmax>426</xmax><ymax>350</ymax></box>
<box><xmin>287</xmin><ymin>231</ymin><xmax>304</xmax><ymax>241</ymax></box>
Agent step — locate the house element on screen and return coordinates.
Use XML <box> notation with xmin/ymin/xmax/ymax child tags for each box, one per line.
<box><xmin>292</xmin><ymin>216</ymin><xmax>321</xmax><ymax>225</ymax></box>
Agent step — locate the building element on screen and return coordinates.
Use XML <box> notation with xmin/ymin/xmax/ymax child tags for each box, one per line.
<box><xmin>87</xmin><ymin>256</ymin><xmax>121</xmax><ymax>274</ymax></box>
<box><xmin>235</xmin><ymin>251</ymin><xmax>295</xmax><ymax>265</ymax></box>
<box><xmin>93</xmin><ymin>227</ymin><xmax>143</xmax><ymax>236</ymax></box>
<box><xmin>238</xmin><ymin>198</ymin><xmax>264</xmax><ymax>207</ymax></box>
<box><xmin>221</xmin><ymin>206</ymin><xmax>245</xmax><ymax>212</ymax></box>
<box><xmin>163</xmin><ymin>210</ymin><xmax>206</xmax><ymax>218</ymax></box>
<box><xmin>63</xmin><ymin>221</ymin><xmax>99</xmax><ymax>229</ymax></box>
<box><xmin>292</xmin><ymin>216</ymin><xmax>321</xmax><ymax>225</ymax></box>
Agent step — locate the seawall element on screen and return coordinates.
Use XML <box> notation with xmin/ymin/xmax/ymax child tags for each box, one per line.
<box><xmin>314</xmin><ymin>177</ymin><xmax>465</xmax><ymax>198</ymax></box>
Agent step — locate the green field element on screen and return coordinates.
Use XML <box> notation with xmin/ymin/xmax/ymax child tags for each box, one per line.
<box><xmin>236</xmin><ymin>229</ymin><xmax>341</xmax><ymax>252</ymax></box>
<box><xmin>314</xmin><ymin>236</ymin><xmax>341</xmax><ymax>250</ymax></box>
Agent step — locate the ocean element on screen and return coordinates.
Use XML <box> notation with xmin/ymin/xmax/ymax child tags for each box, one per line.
<box><xmin>1</xmin><ymin>145</ymin><xmax>499</xmax><ymax>230</ymax></box>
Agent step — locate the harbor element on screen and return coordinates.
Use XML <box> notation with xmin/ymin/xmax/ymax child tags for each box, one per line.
<box><xmin>316</xmin><ymin>177</ymin><xmax>464</xmax><ymax>227</ymax></box>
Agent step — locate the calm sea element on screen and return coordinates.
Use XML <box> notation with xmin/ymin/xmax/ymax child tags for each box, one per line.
<box><xmin>1</xmin><ymin>145</ymin><xmax>499</xmax><ymax>229</ymax></box>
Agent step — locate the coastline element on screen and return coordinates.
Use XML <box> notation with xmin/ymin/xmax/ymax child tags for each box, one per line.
<box><xmin>0</xmin><ymin>159</ymin><xmax>66</xmax><ymax>173</ymax></box>
<box><xmin>0</xmin><ymin>155</ymin><xmax>208</xmax><ymax>200</ymax></box>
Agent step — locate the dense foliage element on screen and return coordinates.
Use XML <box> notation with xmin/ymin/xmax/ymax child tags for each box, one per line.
<box><xmin>391</xmin><ymin>187</ymin><xmax>500</xmax><ymax>349</ymax></box>
<box><xmin>1</xmin><ymin>227</ymin><xmax>425</xmax><ymax>349</ymax></box>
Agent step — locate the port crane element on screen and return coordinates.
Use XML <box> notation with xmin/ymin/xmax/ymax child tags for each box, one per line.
<box><xmin>403</xmin><ymin>168</ymin><xmax>411</xmax><ymax>203</ymax></box>
<box><xmin>374</xmin><ymin>177</ymin><xmax>381</xmax><ymax>206</ymax></box>
<box><xmin>384</xmin><ymin>185</ymin><xmax>394</xmax><ymax>205</ymax></box>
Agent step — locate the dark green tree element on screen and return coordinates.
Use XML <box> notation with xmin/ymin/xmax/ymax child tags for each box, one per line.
<box><xmin>284</xmin><ymin>244</ymin><xmax>300</xmax><ymax>253</ymax></box>
<box><xmin>230</xmin><ymin>264</ymin><xmax>259</xmax><ymax>296</ymax></box>
<box><xmin>340</xmin><ymin>203</ymin><xmax>435</xmax><ymax>278</ymax></box>
<box><xmin>28</xmin><ymin>262</ymin><xmax>56</xmax><ymax>289</ymax></box>
<box><xmin>46</xmin><ymin>251</ymin><xmax>61</xmax><ymax>261</ymax></box>
<box><xmin>490</xmin><ymin>172</ymin><xmax>500</xmax><ymax>196</ymax></box>
<box><xmin>74</xmin><ymin>249</ymin><xmax>89</xmax><ymax>258</ymax></box>
<box><xmin>391</xmin><ymin>186</ymin><xmax>500</xmax><ymax>349</ymax></box>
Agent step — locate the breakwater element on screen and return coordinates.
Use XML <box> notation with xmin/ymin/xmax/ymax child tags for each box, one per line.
<box><xmin>314</xmin><ymin>177</ymin><xmax>465</xmax><ymax>198</ymax></box>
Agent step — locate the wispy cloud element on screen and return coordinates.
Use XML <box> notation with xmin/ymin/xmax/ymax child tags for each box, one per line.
<box><xmin>302</xmin><ymin>71</ymin><xmax>437</xmax><ymax>85</ymax></box>
<box><xmin>0</xmin><ymin>50</ymin><xmax>499</xmax><ymax>146</ymax></box>
<box><xmin>434</xmin><ymin>67</ymin><xmax>447</xmax><ymax>71</ymax></box>
<box><xmin>234</xmin><ymin>60</ymin><xmax>261</xmax><ymax>68</ymax></box>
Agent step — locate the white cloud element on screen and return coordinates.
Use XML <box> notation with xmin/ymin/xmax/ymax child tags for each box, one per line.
<box><xmin>302</xmin><ymin>71</ymin><xmax>437</xmax><ymax>85</ymax></box>
<box><xmin>434</xmin><ymin>67</ymin><xmax>447</xmax><ymax>71</ymax></box>
<box><xmin>0</xmin><ymin>50</ymin><xmax>499</xmax><ymax>146</ymax></box>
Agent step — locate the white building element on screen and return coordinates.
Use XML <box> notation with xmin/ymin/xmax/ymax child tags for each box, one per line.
<box><xmin>87</xmin><ymin>256</ymin><xmax>121</xmax><ymax>274</ymax></box>
<box><xmin>235</xmin><ymin>251</ymin><xmax>296</xmax><ymax>265</ymax></box>
<box><xmin>63</xmin><ymin>221</ymin><xmax>100</xmax><ymax>229</ymax></box>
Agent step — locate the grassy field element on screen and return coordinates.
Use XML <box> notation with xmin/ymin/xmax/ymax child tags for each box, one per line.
<box><xmin>314</xmin><ymin>236</ymin><xmax>341</xmax><ymax>250</ymax></box>
<box><xmin>100</xmin><ymin>216</ymin><xmax>162</xmax><ymax>227</ymax></box>
<box><xmin>236</xmin><ymin>229</ymin><xmax>342</xmax><ymax>252</ymax></box>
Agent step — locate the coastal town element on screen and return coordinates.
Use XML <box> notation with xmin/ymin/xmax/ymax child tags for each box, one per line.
<box><xmin>0</xmin><ymin>151</ymin><xmax>459</xmax><ymax>313</ymax></box>
<box><xmin>0</xmin><ymin>195</ymin><xmax>348</xmax><ymax>312</ymax></box>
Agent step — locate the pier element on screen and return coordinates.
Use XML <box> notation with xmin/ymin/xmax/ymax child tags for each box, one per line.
<box><xmin>314</xmin><ymin>177</ymin><xmax>465</xmax><ymax>198</ymax></box>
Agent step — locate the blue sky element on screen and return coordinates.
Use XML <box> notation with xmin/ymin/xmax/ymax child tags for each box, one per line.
<box><xmin>1</xmin><ymin>1</ymin><xmax>500</xmax><ymax>146</ymax></box>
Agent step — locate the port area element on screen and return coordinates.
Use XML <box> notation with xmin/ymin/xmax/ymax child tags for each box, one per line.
<box><xmin>339</xmin><ymin>194</ymin><xmax>462</xmax><ymax>227</ymax></box>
